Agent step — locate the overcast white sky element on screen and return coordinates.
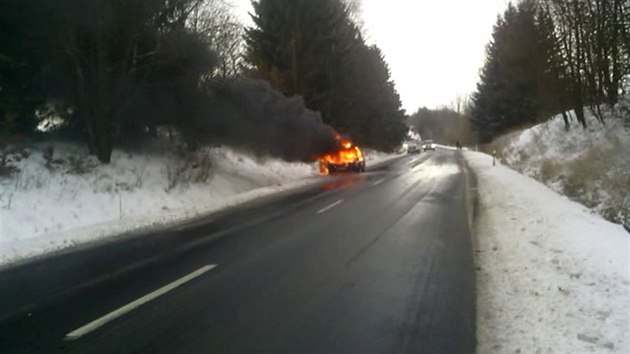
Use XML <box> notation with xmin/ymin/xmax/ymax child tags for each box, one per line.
<box><xmin>233</xmin><ymin>0</ymin><xmax>509</xmax><ymax>113</ymax></box>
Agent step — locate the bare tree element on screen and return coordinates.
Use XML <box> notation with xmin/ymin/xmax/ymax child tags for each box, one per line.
<box><xmin>542</xmin><ymin>0</ymin><xmax>629</xmax><ymax>128</ymax></box>
<box><xmin>190</xmin><ymin>0</ymin><xmax>245</xmax><ymax>79</ymax></box>
<box><xmin>450</xmin><ymin>94</ymin><xmax>470</xmax><ymax>114</ymax></box>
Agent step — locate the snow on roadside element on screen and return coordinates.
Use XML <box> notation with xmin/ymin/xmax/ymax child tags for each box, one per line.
<box><xmin>492</xmin><ymin>101</ymin><xmax>630</xmax><ymax>226</ymax></box>
<box><xmin>0</xmin><ymin>142</ymin><xmax>396</xmax><ymax>266</ymax></box>
<box><xmin>362</xmin><ymin>148</ymin><xmax>402</xmax><ymax>166</ymax></box>
<box><xmin>464</xmin><ymin>150</ymin><xmax>629</xmax><ymax>354</ymax></box>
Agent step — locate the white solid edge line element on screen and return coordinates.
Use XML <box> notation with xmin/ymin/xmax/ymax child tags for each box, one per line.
<box><xmin>317</xmin><ymin>200</ymin><xmax>343</xmax><ymax>214</ymax></box>
<box><xmin>372</xmin><ymin>178</ymin><xmax>385</xmax><ymax>186</ymax></box>
<box><xmin>65</xmin><ymin>264</ymin><xmax>217</xmax><ymax>341</ymax></box>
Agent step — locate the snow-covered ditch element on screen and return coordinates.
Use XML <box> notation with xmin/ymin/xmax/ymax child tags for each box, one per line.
<box><xmin>489</xmin><ymin>98</ymin><xmax>630</xmax><ymax>226</ymax></box>
<box><xmin>465</xmin><ymin>150</ymin><xmax>629</xmax><ymax>353</ymax></box>
<box><xmin>0</xmin><ymin>141</ymin><xmax>395</xmax><ymax>266</ymax></box>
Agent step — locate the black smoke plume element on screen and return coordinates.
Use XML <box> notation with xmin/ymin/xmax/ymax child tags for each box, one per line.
<box><xmin>185</xmin><ymin>78</ymin><xmax>343</xmax><ymax>162</ymax></box>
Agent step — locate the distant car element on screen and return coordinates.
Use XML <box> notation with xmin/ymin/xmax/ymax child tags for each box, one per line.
<box><xmin>407</xmin><ymin>144</ymin><xmax>421</xmax><ymax>154</ymax></box>
<box><xmin>422</xmin><ymin>140</ymin><xmax>436</xmax><ymax>151</ymax></box>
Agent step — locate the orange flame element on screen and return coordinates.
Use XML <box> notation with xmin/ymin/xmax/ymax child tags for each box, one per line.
<box><xmin>319</xmin><ymin>136</ymin><xmax>364</xmax><ymax>174</ymax></box>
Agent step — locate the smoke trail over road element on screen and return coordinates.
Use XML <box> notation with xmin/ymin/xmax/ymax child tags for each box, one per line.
<box><xmin>189</xmin><ymin>78</ymin><xmax>343</xmax><ymax>162</ymax></box>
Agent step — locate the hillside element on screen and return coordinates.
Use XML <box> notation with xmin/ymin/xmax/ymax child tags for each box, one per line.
<box><xmin>0</xmin><ymin>140</ymin><xmax>394</xmax><ymax>265</ymax></box>
<box><xmin>0</xmin><ymin>142</ymin><xmax>309</xmax><ymax>264</ymax></box>
<box><xmin>488</xmin><ymin>97</ymin><xmax>630</xmax><ymax>228</ymax></box>
<box><xmin>465</xmin><ymin>150</ymin><xmax>629</xmax><ymax>353</ymax></box>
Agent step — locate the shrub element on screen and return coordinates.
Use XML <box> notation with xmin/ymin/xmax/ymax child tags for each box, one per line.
<box><xmin>0</xmin><ymin>149</ymin><xmax>20</xmax><ymax>177</ymax></box>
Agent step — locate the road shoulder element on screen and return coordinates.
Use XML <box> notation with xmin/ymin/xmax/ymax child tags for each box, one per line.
<box><xmin>463</xmin><ymin>150</ymin><xmax>629</xmax><ymax>354</ymax></box>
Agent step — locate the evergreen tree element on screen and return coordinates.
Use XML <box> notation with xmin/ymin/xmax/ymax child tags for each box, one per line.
<box><xmin>245</xmin><ymin>0</ymin><xmax>356</xmax><ymax>102</ymax></box>
<box><xmin>471</xmin><ymin>1</ymin><xmax>557</xmax><ymax>142</ymax></box>
<box><xmin>334</xmin><ymin>44</ymin><xmax>407</xmax><ymax>151</ymax></box>
<box><xmin>0</xmin><ymin>0</ymin><xmax>218</xmax><ymax>161</ymax></box>
<box><xmin>245</xmin><ymin>0</ymin><xmax>406</xmax><ymax>151</ymax></box>
<box><xmin>0</xmin><ymin>0</ymin><xmax>54</xmax><ymax>137</ymax></box>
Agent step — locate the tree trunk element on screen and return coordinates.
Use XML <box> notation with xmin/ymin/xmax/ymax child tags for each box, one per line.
<box><xmin>574</xmin><ymin>0</ymin><xmax>587</xmax><ymax>128</ymax></box>
<box><xmin>561</xmin><ymin>110</ymin><xmax>570</xmax><ymax>131</ymax></box>
<box><xmin>94</xmin><ymin>123</ymin><xmax>113</xmax><ymax>163</ymax></box>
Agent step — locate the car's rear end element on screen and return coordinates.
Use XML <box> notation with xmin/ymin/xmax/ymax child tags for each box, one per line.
<box><xmin>407</xmin><ymin>144</ymin><xmax>420</xmax><ymax>154</ymax></box>
<box><xmin>327</xmin><ymin>159</ymin><xmax>365</xmax><ymax>173</ymax></box>
<box><xmin>422</xmin><ymin>140</ymin><xmax>436</xmax><ymax>151</ymax></box>
<box><xmin>320</xmin><ymin>144</ymin><xmax>366</xmax><ymax>174</ymax></box>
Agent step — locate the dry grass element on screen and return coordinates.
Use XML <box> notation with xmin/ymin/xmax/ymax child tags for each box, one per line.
<box><xmin>490</xmin><ymin>120</ymin><xmax>630</xmax><ymax>226</ymax></box>
<box><xmin>539</xmin><ymin>159</ymin><xmax>562</xmax><ymax>184</ymax></box>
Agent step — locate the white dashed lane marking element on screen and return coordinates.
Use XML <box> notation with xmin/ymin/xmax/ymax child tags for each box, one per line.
<box><xmin>372</xmin><ymin>178</ymin><xmax>385</xmax><ymax>186</ymax></box>
<box><xmin>317</xmin><ymin>200</ymin><xmax>343</xmax><ymax>214</ymax></box>
<box><xmin>65</xmin><ymin>264</ymin><xmax>217</xmax><ymax>340</ymax></box>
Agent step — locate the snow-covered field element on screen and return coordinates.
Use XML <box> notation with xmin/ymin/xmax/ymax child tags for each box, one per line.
<box><xmin>465</xmin><ymin>150</ymin><xmax>629</xmax><ymax>353</ymax></box>
<box><xmin>490</xmin><ymin>98</ymin><xmax>630</xmax><ymax>226</ymax></box>
<box><xmin>0</xmin><ymin>141</ymin><xmax>396</xmax><ymax>266</ymax></box>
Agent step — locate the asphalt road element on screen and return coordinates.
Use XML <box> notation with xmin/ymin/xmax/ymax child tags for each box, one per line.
<box><xmin>0</xmin><ymin>148</ymin><xmax>476</xmax><ymax>354</ymax></box>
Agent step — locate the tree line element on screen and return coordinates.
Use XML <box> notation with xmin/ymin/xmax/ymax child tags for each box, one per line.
<box><xmin>0</xmin><ymin>0</ymin><xmax>407</xmax><ymax>163</ymax></box>
<box><xmin>471</xmin><ymin>0</ymin><xmax>629</xmax><ymax>143</ymax></box>
<box><xmin>408</xmin><ymin>99</ymin><xmax>476</xmax><ymax>146</ymax></box>
<box><xmin>1</xmin><ymin>0</ymin><xmax>237</xmax><ymax>162</ymax></box>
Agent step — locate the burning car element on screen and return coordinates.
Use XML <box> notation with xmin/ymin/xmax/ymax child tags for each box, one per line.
<box><xmin>320</xmin><ymin>140</ymin><xmax>366</xmax><ymax>174</ymax></box>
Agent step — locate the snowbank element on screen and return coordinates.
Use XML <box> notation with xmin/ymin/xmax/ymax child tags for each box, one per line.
<box><xmin>464</xmin><ymin>150</ymin><xmax>629</xmax><ymax>353</ymax></box>
<box><xmin>0</xmin><ymin>143</ymin><xmax>320</xmax><ymax>265</ymax></box>
<box><xmin>0</xmin><ymin>142</ymin><xmax>395</xmax><ymax>266</ymax></box>
<box><xmin>362</xmin><ymin>148</ymin><xmax>402</xmax><ymax>166</ymax></box>
<box><xmin>491</xmin><ymin>101</ymin><xmax>630</xmax><ymax>226</ymax></box>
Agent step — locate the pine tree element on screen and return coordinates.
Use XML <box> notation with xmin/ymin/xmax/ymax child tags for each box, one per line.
<box><xmin>245</xmin><ymin>0</ymin><xmax>406</xmax><ymax>151</ymax></box>
<box><xmin>0</xmin><ymin>0</ymin><xmax>53</xmax><ymax>137</ymax></box>
<box><xmin>336</xmin><ymin>44</ymin><xmax>407</xmax><ymax>150</ymax></box>
<box><xmin>0</xmin><ymin>0</ymin><xmax>218</xmax><ymax>161</ymax></box>
<box><xmin>245</xmin><ymin>0</ymin><xmax>356</xmax><ymax>101</ymax></box>
<box><xmin>471</xmin><ymin>1</ymin><xmax>557</xmax><ymax>142</ymax></box>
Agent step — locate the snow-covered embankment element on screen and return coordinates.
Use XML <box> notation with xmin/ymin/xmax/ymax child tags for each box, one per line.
<box><xmin>0</xmin><ymin>142</ymin><xmax>396</xmax><ymax>266</ymax></box>
<box><xmin>465</xmin><ymin>150</ymin><xmax>629</xmax><ymax>354</ymax></box>
<box><xmin>491</xmin><ymin>100</ymin><xmax>630</xmax><ymax>226</ymax></box>
<box><xmin>0</xmin><ymin>144</ymin><xmax>321</xmax><ymax>265</ymax></box>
